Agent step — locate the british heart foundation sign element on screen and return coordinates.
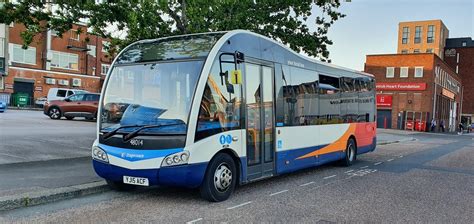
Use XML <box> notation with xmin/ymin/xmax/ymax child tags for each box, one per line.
<box><xmin>376</xmin><ymin>95</ymin><xmax>392</xmax><ymax>107</ymax></box>
<box><xmin>376</xmin><ymin>82</ymin><xmax>426</xmax><ymax>91</ymax></box>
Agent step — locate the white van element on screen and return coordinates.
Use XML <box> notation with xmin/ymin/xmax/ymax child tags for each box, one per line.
<box><xmin>47</xmin><ymin>88</ymin><xmax>88</xmax><ymax>102</ymax></box>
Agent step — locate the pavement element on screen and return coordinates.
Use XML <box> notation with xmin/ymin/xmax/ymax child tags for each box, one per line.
<box><xmin>1</xmin><ymin>110</ymin><xmax>471</xmax><ymax>220</ymax></box>
<box><xmin>0</xmin><ymin>110</ymin><xmax>103</xmax><ymax>210</ymax></box>
<box><xmin>0</xmin><ymin>131</ymin><xmax>472</xmax><ymax>223</ymax></box>
<box><xmin>0</xmin><ymin>110</ymin><xmax>95</xmax><ymax>164</ymax></box>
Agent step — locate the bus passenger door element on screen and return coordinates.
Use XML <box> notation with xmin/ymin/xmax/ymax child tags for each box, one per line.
<box><xmin>245</xmin><ymin>63</ymin><xmax>275</xmax><ymax>181</ymax></box>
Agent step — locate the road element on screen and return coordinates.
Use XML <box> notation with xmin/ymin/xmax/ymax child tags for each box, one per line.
<box><xmin>0</xmin><ymin>110</ymin><xmax>95</xmax><ymax>164</ymax></box>
<box><xmin>1</xmin><ymin>132</ymin><xmax>473</xmax><ymax>223</ymax></box>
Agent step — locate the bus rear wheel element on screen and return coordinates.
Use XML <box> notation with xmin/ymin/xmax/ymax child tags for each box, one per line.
<box><xmin>342</xmin><ymin>138</ymin><xmax>357</xmax><ymax>167</ymax></box>
<box><xmin>200</xmin><ymin>153</ymin><xmax>236</xmax><ymax>202</ymax></box>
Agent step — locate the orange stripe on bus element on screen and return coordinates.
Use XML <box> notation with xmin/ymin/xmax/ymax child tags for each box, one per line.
<box><xmin>296</xmin><ymin>124</ymin><xmax>357</xmax><ymax>160</ymax></box>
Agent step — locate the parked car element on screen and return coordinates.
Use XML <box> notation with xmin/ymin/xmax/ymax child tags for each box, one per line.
<box><xmin>0</xmin><ymin>100</ymin><xmax>7</xmax><ymax>112</ymax></box>
<box><xmin>44</xmin><ymin>93</ymin><xmax>100</xmax><ymax>120</ymax></box>
<box><xmin>35</xmin><ymin>97</ymin><xmax>48</xmax><ymax>108</ymax></box>
<box><xmin>47</xmin><ymin>88</ymin><xmax>88</xmax><ymax>102</ymax></box>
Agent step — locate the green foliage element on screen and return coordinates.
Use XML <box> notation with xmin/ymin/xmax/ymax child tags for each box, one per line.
<box><xmin>0</xmin><ymin>0</ymin><xmax>344</xmax><ymax>61</ymax></box>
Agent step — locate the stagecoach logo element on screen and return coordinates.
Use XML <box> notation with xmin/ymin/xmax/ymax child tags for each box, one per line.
<box><xmin>120</xmin><ymin>152</ymin><xmax>145</xmax><ymax>159</ymax></box>
<box><xmin>129</xmin><ymin>139</ymin><xmax>144</xmax><ymax>146</ymax></box>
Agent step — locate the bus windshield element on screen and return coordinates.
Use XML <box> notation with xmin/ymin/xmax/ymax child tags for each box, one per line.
<box><xmin>100</xmin><ymin>60</ymin><xmax>204</xmax><ymax>135</ymax></box>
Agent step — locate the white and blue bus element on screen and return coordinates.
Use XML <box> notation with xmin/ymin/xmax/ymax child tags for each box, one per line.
<box><xmin>92</xmin><ymin>30</ymin><xmax>376</xmax><ymax>201</ymax></box>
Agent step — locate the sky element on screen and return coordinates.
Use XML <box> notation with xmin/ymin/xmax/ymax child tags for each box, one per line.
<box><xmin>313</xmin><ymin>0</ymin><xmax>474</xmax><ymax>71</ymax></box>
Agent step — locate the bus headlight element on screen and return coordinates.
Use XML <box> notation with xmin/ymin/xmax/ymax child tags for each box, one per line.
<box><xmin>92</xmin><ymin>146</ymin><xmax>109</xmax><ymax>163</ymax></box>
<box><xmin>161</xmin><ymin>151</ymin><xmax>189</xmax><ymax>167</ymax></box>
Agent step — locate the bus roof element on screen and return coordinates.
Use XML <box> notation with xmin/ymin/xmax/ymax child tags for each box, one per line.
<box><xmin>122</xmin><ymin>30</ymin><xmax>373</xmax><ymax>78</ymax></box>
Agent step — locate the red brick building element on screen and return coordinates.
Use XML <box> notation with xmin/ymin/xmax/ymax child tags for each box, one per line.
<box><xmin>365</xmin><ymin>53</ymin><xmax>462</xmax><ymax>132</ymax></box>
<box><xmin>0</xmin><ymin>23</ymin><xmax>113</xmax><ymax>104</ymax></box>
<box><xmin>443</xmin><ymin>37</ymin><xmax>474</xmax><ymax>124</ymax></box>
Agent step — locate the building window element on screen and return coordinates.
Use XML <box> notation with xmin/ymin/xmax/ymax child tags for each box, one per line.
<box><xmin>0</xmin><ymin>76</ymin><xmax>4</xmax><ymax>90</ymax></box>
<box><xmin>400</xmin><ymin>67</ymin><xmax>409</xmax><ymax>78</ymax></box>
<box><xmin>102</xmin><ymin>41</ymin><xmax>110</xmax><ymax>53</ymax></box>
<box><xmin>70</xmin><ymin>30</ymin><xmax>80</xmax><ymax>41</ymax></box>
<box><xmin>414</xmin><ymin>26</ymin><xmax>422</xmax><ymax>44</ymax></box>
<box><xmin>51</xmin><ymin>51</ymin><xmax>79</xmax><ymax>70</ymax></box>
<box><xmin>11</xmin><ymin>44</ymin><xmax>36</xmax><ymax>65</ymax></box>
<box><xmin>402</xmin><ymin>27</ymin><xmax>409</xmax><ymax>44</ymax></box>
<box><xmin>414</xmin><ymin>49</ymin><xmax>420</xmax><ymax>53</ymax></box>
<box><xmin>426</xmin><ymin>49</ymin><xmax>433</xmax><ymax>53</ymax></box>
<box><xmin>386</xmin><ymin>67</ymin><xmax>395</xmax><ymax>78</ymax></box>
<box><xmin>401</xmin><ymin>50</ymin><xmax>408</xmax><ymax>54</ymax></box>
<box><xmin>101</xmin><ymin>64</ymin><xmax>110</xmax><ymax>75</ymax></box>
<box><xmin>427</xmin><ymin>25</ymin><xmax>435</xmax><ymax>43</ymax></box>
<box><xmin>414</xmin><ymin>67</ymin><xmax>423</xmax><ymax>78</ymax></box>
<box><xmin>462</xmin><ymin>42</ymin><xmax>467</xmax><ymax>47</ymax></box>
<box><xmin>87</xmin><ymin>45</ymin><xmax>96</xmax><ymax>57</ymax></box>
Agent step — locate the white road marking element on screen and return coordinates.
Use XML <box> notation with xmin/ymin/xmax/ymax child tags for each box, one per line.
<box><xmin>374</xmin><ymin>162</ymin><xmax>383</xmax><ymax>165</ymax></box>
<box><xmin>186</xmin><ymin>218</ymin><xmax>203</xmax><ymax>224</ymax></box>
<box><xmin>344</xmin><ymin>169</ymin><xmax>354</xmax><ymax>173</ymax></box>
<box><xmin>299</xmin><ymin>181</ymin><xmax>315</xmax><ymax>187</ymax></box>
<box><xmin>360</xmin><ymin>166</ymin><xmax>369</xmax><ymax>169</ymax></box>
<box><xmin>227</xmin><ymin>201</ymin><xmax>252</xmax><ymax>210</ymax></box>
<box><xmin>269</xmin><ymin>189</ymin><xmax>289</xmax><ymax>196</ymax></box>
<box><xmin>323</xmin><ymin>175</ymin><xmax>337</xmax><ymax>179</ymax></box>
<box><xmin>387</xmin><ymin>159</ymin><xmax>394</xmax><ymax>162</ymax></box>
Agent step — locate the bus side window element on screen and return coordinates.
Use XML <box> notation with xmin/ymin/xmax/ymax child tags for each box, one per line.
<box><xmin>195</xmin><ymin>56</ymin><xmax>242</xmax><ymax>142</ymax></box>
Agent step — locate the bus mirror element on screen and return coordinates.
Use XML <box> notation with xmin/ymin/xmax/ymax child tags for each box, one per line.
<box><xmin>235</xmin><ymin>51</ymin><xmax>245</xmax><ymax>63</ymax></box>
<box><xmin>230</xmin><ymin>70</ymin><xmax>242</xmax><ymax>85</ymax></box>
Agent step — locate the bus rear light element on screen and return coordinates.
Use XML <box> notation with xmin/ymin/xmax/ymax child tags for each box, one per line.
<box><xmin>161</xmin><ymin>151</ymin><xmax>189</xmax><ymax>167</ymax></box>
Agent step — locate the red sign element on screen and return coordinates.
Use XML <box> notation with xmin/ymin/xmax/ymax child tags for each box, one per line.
<box><xmin>376</xmin><ymin>95</ymin><xmax>392</xmax><ymax>107</ymax></box>
<box><xmin>376</xmin><ymin>82</ymin><xmax>426</xmax><ymax>91</ymax></box>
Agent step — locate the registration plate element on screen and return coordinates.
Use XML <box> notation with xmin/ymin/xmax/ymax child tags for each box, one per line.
<box><xmin>123</xmin><ymin>176</ymin><xmax>149</xmax><ymax>186</ymax></box>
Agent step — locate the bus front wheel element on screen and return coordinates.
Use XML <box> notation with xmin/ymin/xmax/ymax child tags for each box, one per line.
<box><xmin>342</xmin><ymin>138</ymin><xmax>357</xmax><ymax>167</ymax></box>
<box><xmin>200</xmin><ymin>153</ymin><xmax>236</xmax><ymax>202</ymax></box>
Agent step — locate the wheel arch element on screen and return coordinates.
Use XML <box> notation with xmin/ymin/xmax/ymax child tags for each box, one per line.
<box><xmin>48</xmin><ymin>106</ymin><xmax>62</xmax><ymax>116</ymax></box>
<box><xmin>208</xmin><ymin>148</ymin><xmax>242</xmax><ymax>186</ymax></box>
<box><xmin>348</xmin><ymin>134</ymin><xmax>358</xmax><ymax>156</ymax></box>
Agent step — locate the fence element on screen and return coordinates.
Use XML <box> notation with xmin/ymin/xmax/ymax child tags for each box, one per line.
<box><xmin>0</xmin><ymin>93</ymin><xmax>45</xmax><ymax>109</ymax></box>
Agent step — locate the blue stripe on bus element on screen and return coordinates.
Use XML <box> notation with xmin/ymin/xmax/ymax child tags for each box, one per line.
<box><xmin>357</xmin><ymin>137</ymin><xmax>377</xmax><ymax>154</ymax></box>
<box><xmin>276</xmin><ymin>144</ymin><xmax>327</xmax><ymax>174</ymax></box>
<box><xmin>99</xmin><ymin>144</ymin><xmax>183</xmax><ymax>162</ymax></box>
<box><xmin>93</xmin><ymin>160</ymin><xmax>208</xmax><ymax>188</ymax></box>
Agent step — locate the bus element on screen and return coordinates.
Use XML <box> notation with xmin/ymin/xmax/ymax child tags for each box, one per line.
<box><xmin>92</xmin><ymin>30</ymin><xmax>376</xmax><ymax>202</ymax></box>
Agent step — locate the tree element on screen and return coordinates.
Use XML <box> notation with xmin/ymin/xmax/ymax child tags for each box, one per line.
<box><xmin>0</xmin><ymin>0</ymin><xmax>345</xmax><ymax>61</ymax></box>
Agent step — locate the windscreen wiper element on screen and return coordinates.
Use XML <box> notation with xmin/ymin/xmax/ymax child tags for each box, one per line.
<box><xmin>122</xmin><ymin>122</ymin><xmax>186</xmax><ymax>142</ymax></box>
<box><xmin>102</xmin><ymin>124</ymin><xmax>143</xmax><ymax>140</ymax></box>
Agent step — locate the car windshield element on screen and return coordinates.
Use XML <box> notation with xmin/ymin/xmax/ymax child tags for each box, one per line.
<box><xmin>100</xmin><ymin>60</ymin><xmax>204</xmax><ymax>135</ymax></box>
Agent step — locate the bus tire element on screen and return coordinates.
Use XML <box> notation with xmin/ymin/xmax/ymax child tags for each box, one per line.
<box><xmin>106</xmin><ymin>180</ymin><xmax>136</xmax><ymax>191</ymax></box>
<box><xmin>342</xmin><ymin>138</ymin><xmax>357</xmax><ymax>167</ymax></box>
<box><xmin>200</xmin><ymin>153</ymin><xmax>236</xmax><ymax>202</ymax></box>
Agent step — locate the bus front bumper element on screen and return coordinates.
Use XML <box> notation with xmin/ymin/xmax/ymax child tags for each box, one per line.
<box><xmin>93</xmin><ymin>160</ymin><xmax>208</xmax><ymax>188</ymax></box>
